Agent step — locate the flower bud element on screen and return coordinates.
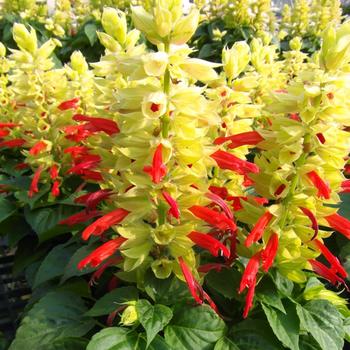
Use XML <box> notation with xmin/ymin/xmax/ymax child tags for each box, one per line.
<box><xmin>97</xmin><ymin>32</ymin><xmax>121</xmax><ymax>52</ymax></box>
<box><xmin>223</xmin><ymin>41</ymin><xmax>250</xmax><ymax>80</ymax></box>
<box><xmin>102</xmin><ymin>7</ymin><xmax>127</xmax><ymax>45</ymax></box>
<box><xmin>0</xmin><ymin>43</ymin><xmax>6</xmax><ymax>57</ymax></box>
<box><xmin>151</xmin><ymin>258</ymin><xmax>173</xmax><ymax>279</ymax></box>
<box><xmin>154</xmin><ymin>4</ymin><xmax>172</xmax><ymax>38</ymax></box>
<box><xmin>70</xmin><ymin>51</ymin><xmax>88</xmax><ymax>74</ymax></box>
<box><xmin>120</xmin><ymin>304</ymin><xmax>138</xmax><ymax>326</ymax></box>
<box><xmin>13</xmin><ymin>23</ymin><xmax>37</xmax><ymax>54</ymax></box>
<box><xmin>171</xmin><ymin>8</ymin><xmax>199</xmax><ymax>45</ymax></box>
<box><xmin>142</xmin><ymin>92</ymin><xmax>167</xmax><ymax>119</ymax></box>
<box><xmin>143</xmin><ymin>52</ymin><xmax>168</xmax><ymax>76</ymax></box>
<box><xmin>289</xmin><ymin>37</ymin><xmax>302</xmax><ymax>51</ymax></box>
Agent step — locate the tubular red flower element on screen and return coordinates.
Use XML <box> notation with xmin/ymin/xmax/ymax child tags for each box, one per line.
<box><xmin>239</xmin><ymin>252</ymin><xmax>261</xmax><ymax>293</ymax></box>
<box><xmin>211</xmin><ymin>150</ymin><xmax>259</xmax><ymax>175</ymax></box>
<box><xmin>314</xmin><ymin>240</ymin><xmax>347</xmax><ymax>278</ymax></box>
<box><xmin>15</xmin><ymin>162</ymin><xmax>29</xmax><ymax>170</ymax></box>
<box><xmin>274</xmin><ymin>184</ymin><xmax>286</xmax><ymax>197</ymax></box>
<box><xmin>344</xmin><ymin>165</ymin><xmax>350</xmax><ymax>175</ymax></box>
<box><xmin>59</xmin><ymin>210</ymin><xmax>101</xmax><ymax>226</ymax></box>
<box><xmin>316</xmin><ymin>133</ymin><xmax>326</xmax><ymax>144</ymax></box>
<box><xmin>261</xmin><ymin>233</ymin><xmax>279</xmax><ymax>272</ymax></box>
<box><xmin>49</xmin><ymin>165</ymin><xmax>59</xmax><ymax>180</ymax></box>
<box><xmin>189</xmin><ymin>205</ymin><xmax>236</xmax><ymax>232</ymax></box>
<box><xmin>78</xmin><ymin>237</ymin><xmax>127</xmax><ymax>269</ymax></box>
<box><xmin>75</xmin><ymin>189</ymin><xmax>113</xmax><ymax>210</ymax></box>
<box><xmin>51</xmin><ymin>181</ymin><xmax>60</xmax><ymax>197</ymax></box>
<box><xmin>309</xmin><ymin>259</ymin><xmax>346</xmax><ymax>287</ymax></box>
<box><xmin>188</xmin><ymin>231</ymin><xmax>230</xmax><ymax>258</ymax></box>
<box><xmin>0</xmin><ymin>129</ymin><xmax>9</xmax><ymax>137</ymax></box>
<box><xmin>73</xmin><ymin>114</ymin><xmax>120</xmax><ymax>135</ymax></box>
<box><xmin>341</xmin><ymin>179</ymin><xmax>350</xmax><ymax>193</ymax></box>
<box><xmin>66</xmin><ymin>157</ymin><xmax>101</xmax><ymax>175</ymax></box>
<box><xmin>206</xmin><ymin>192</ymin><xmax>233</xmax><ymax>220</ymax></box>
<box><xmin>0</xmin><ymin>123</ymin><xmax>19</xmax><ymax>129</ymax></box>
<box><xmin>325</xmin><ymin>213</ymin><xmax>350</xmax><ymax>239</ymax></box>
<box><xmin>89</xmin><ymin>256</ymin><xmax>123</xmax><ymax>286</ymax></box>
<box><xmin>29</xmin><ymin>141</ymin><xmax>47</xmax><ymax>155</ymax></box>
<box><xmin>80</xmin><ymin>170</ymin><xmax>104</xmax><ymax>182</ymax></box>
<box><xmin>64</xmin><ymin>146</ymin><xmax>90</xmax><ymax>158</ymax></box>
<box><xmin>243</xmin><ymin>277</ymin><xmax>256</xmax><ymax>318</ymax></box>
<box><xmin>307</xmin><ymin>171</ymin><xmax>331</xmax><ymax>199</ymax></box>
<box><xmin>143</xmin><ymin>144</ymin><xmax>167</xmax><ymax>184</ymax></box>
<box><xmin>300</xmin><ymin>207</ymin><xmax>318</xmax><ymax>240</ymax></box>
<box><xmin>214</xmin><ymin>131</ymin><xmax>264</xmax><ymax>149</ymax></box>
<box><xmin>58</xmin><ymin>97</ymin><xmax>80</xmax><ymax>111</ymax></box>
<box><xmin>0</xmin><ymin>138</ymin><xmax>26</xmax><ymax>148</ymax></box>
<box><xmin>28</xmin><ymin>166</ymin><xmax>43</xmax><ymax>198</ymax></box>
<box><xmin>82</xmin><ymin>208</ymin><xmax>130</xmax><ymax>240</ymax></box>
<box><xmin>63</xmin><ymin>124</ymin><xmax>94</xmax><ymax>142</ymax></box>
<box><xmin>209</xmin><ymin>185</ymin><xmax>228</xmax><ymax>199</ymax></box>
<box><xmin>245</xmin><ymin>211</ymin><xmax>273</xmax><ymax>247</ymax></box>
<box><xmin>289</xmin><ymin>113</ymin><xmax>301</xmax><ymax>121</ymax></box>
<box><xmin>162</xmin><ymin>191</ymin><xmax>180</xmax><ymax>219</ymax></box>
<box><xmin>197</xmin><ymin>263</ymin><xmax>228</xmax><ymax>273</ymax></box>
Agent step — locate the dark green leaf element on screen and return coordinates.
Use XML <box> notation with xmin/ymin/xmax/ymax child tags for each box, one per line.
<box><xmin>214</xmin><ymin>337</ymin><xmax>240</xmax><ymax>350</ymax></box>
<box><xmin>136</xmin><ymin>299</ymin><xmax>172</xmax><ymax>347</ymax></box>
<box><xmin>262</xmin><ymin>300</ymin><xmax>299</xmax><ymax>350</ymax></box>
<box><xmin>256</xmin><ymin>279</ymin><xmax>286</xmax><ymax>314</ymax></box>
<box><xmin>299</xmin><ymin>335</ymin><xmax>322</xmax><ymax>350</ymax></box>
<box><xmin>270</xmin><ymin>270</ymin><xmax>294</xmax><ymax>296</ymax></box>
<box><xmin>9</xmin><ymin>292</ymin><xmax>94</xmax><ymax>350</ymax></box>
<box><xmin>164</xmin><ymin>305</ymin><xmax>226</xmax><ymax>350</ymax></box>
<box><xmin>296</xmin><ymin>300</ymin><xmax>344</xmax><ymax>350</ymax></box>
<box><xmin>0</xmin><ymin>197</ymin><xmax>16</xmax><ymax>223</ymax></box>
<box><xmin>86</xmin><ymin>287</ymin><xmax>139</xmax><ymax>316</ymax></box>
<box><xmin>84</xmin><ymin>23</ymin><xmax>98</xmax><ymax>46</ymax></box>
<box><xmin>51</xmin><ymin>337</ymin><xmax>89</xmax><ymax>350</ymax></box>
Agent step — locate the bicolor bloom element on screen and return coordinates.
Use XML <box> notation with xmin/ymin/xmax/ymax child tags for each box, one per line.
<box><xmin>307</xmin><ymin>171</ymin><xmax>331</xmax><ymax>199</ymax></box>
<box><xmin>313</xmin><ymin>240</ymin><xmax>347</xmax><ymax>278</ymax></box>
<box><xmin>274</xmin><ymin>184</ymin><xmax>286</xmax><ymax>197</ymax></box>
<box><xmin>245</xmin><ymin>211</ymin><xmax>273</xmax><ymax>247</ymax></box>
<box><xmin>309</xmin><ymin>259</ymin><xmax>347</xmax><ymax>288</ymax></box>
<box><xmin>49</xmin><ymin>165</ymin><xmax>59</xmax><ymax>180</ymax></box>
<box><xmin>89</xmin><ymin>256</ymin><xmax>123</xmax><ymax>286</ymax></box>
<box><xmin>58</xmin><ymin>97</ymin><xmax>80</xmax><ymax>111</ymax></box>
<box><xmin>143</xmin><ymin>144</ymin><xmax>167</xmax><ymax>184</ymax></box>
<box><xmin>28</xmin><ymin>166</ymin><xmax>43</xmax><ymax>198</ymax></box>
<box><xmin>0</xmin><ymin>138</ymin><xmax>25</xmax><ymax>148</ymax></box>
<box><xmin>73</xmin><ymin>114</ymin><xmax>120</xmax><ymax>136</ymax></box>
<box><xmin>300</xmin><ymin>207</ymin><xmax>318</xmax><ymax>240</ymax></box>
<box><xmin>162</xmin><ymin>191</ymin><xmax>180</xmax><ymax>219</ymax></box>
<box><xmin>188</xmin><ymin>231</ymin><xmax>230</xmax><ymax>258</ymax></box>
<box><xmin>82</xmin><ymin>208</ymin><xmax>130</xmax><ymax>240</ymax></box>
<box><xmin>78</xmin><ymin>237</ymin><xmax>127</xmax><ymax>269</ymax></box>
<box><xmin>239</xmin><ymin>252</ymin><xmax>261</xmax><ymax>293</ymax></box>
<box><xmin>211</xmin><ymin>150</ymin><xmax>259</xmax><ymax>175</ymax></box>
<box><xmin>51</xmin><ymin>181</ymin><xmax>60</xmax><ymax>197</ymax></box>
<box><xmin>261</xmin><ymin>233</ymin><xmax>279</xmax><ymax>272</ymax></box>
<box><xmin>29</xmin><ymin>141</ymin><xmax>47</xmax><ymax>156</ymax></box>
<box><xmin>341</xmin><ymin>179</ymin><xmax>350</xmax><ymax>193</ymax></box>
<box><xmin>316</xmin><ymin>133</ymin><xmax>326</xmax><ymax>144</ymax></box>
<box><xmin>189</xmin><ymin>205</ymin><xmax>236</xmax><ymax>232</ymax></box>
<box><xmin>59</xmin><ymin>210</ymin><xmax>101</xmax><ymax>226</ymax></box>
<box><xmin>214</xmin><ymin>131</ymin><xmax>264</xmax><ymax>149</ymax></box>
<box><xmin>75</xmin><ymin>189</ymin><xmax>113</xmax><ymax>210</ymax></box>
<box><xmin>325</xmin><ymin>213</ymin><xmax>350</xmax><ymax>239</ymax></box>
<box><xmin>206</xmin><ymin>192</ymin><xmax>233</xmax><ymax>220</ymax></box>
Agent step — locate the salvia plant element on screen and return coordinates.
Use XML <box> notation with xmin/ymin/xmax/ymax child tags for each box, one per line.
<box><xmin>0</xmin><ymin>1</ymin><xmax>350</xmax><ymax>349</ymax></box>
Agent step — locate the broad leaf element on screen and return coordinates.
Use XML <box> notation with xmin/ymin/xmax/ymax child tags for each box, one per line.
<box><xmin>296</xmin><ymin>300</ymin><xmax>344</xmax><ymax>350</ymax></box>
<box><xmin>84</xmin><ymin>23</ymin><xmax>98</xmax><ymax>46</ymax></box>
<box><xmin>214</xmin><ymin>337</ymin><xmax>240</xmax><ymax>350</ymax></box>
<box><xmin>0</xmin><ymin>197</ymin><xmax>16</xmax><ymax>223</ymax></box>
<box><xmin>9</xmin><ymin>291</ymin><xmax>94</xmax><ymax>350</ymax></box>
<box><xmin>262</xmin><ymin>300</ymin><xmax>299</xmax><ymax>350</ymax></box>
<box><xmin>164</xmin><ymin>305</ymin><xmax>226</xmax><ymax>350</ymax></box>
<box><xmin>86</xmin><ymin>286</ymin><xmax>139</xmax><ymax>316</ymax></box>
<box><xmin>256</xmin><ymin>279</ymin><xmax>286</xmax><ymax>314</ymax></box>
<box><xmin>136</xmin><ymin>299</ymin><xmax>173</xmax><ymax>347</ymax></box>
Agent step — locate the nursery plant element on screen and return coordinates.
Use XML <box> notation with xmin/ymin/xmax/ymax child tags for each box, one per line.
<box><xmin>0</xmin><ymin>1</ymin><xmax>349</xmax><ymax>350</ymax></box>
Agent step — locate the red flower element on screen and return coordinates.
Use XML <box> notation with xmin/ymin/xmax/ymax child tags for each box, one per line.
<box><xmin>162</xmin><ymin>191</ymin><xmax>180</xmax><ymax>219</ymax></box>
<box><xmin>209</xmin><ymin>185</ymin><xmax>228</xmax><ymax>199</ymax></box>
<box><xmin>0</xmin><ymin>129</ymin><xmax>9</xmax><ymax>137</ymax></box>
<box><xmin>58</xmin><ymin>97</ymin><xmax>80</xmax><ymax>111</ymax></box>
<box><xmin>188</xmin><ymin>231</ymin><xmax>230</xmax><ymax>258</ymax></box>
<box><xmin>28</xmin><ymin>166</ymin><xmax>43</xmax><ymax>198</ymax></box>
<box><xmin>73</xmin><ymin>114</ymin><xmax>120</xmax><ymax>135</ymax></box>
<box><xmin>307</xmin><ymin>171</ymin><xmax>331</xmax><ymax>199</ymax></box>
<box><xmin>290</xmin><ymin>113</ymin><xmax>301</xmax><ymax>121</ymax></box>
<box><xmin>59</xmin><ymin>210</ymin><xmax>101</xmax><ymax>226</ymax></box>
<box><xmin>0</xmin><ymin>138</ymin><xmax>25</xmax><ymax>148</ymax></box>
<box><xmin>82</xmin><ymin>208</ymin><xmax>130</xmax><ymax>240</ymax></box>
<box><xmin>78</xmin><ymin>237</ymin><xmax>127</xmax><ymax>269</ymax></box>
<box><xmin>344</xmin><ymin>164</ymin><xmax>350</xmax><ymax>175</ymax></box>
<box><xmin>314</xmin><ymin>240</ymin><xmax>347</xmax><ymax>278</ymax></box>
<box><xmin>239</xmin><ymin>252</ymin><xmax>261</xmax><ymax>293</ymax></box>
<box><xmin>189</xmin><ymin>205</ymin><xmax>236</xmax><ymax>232</ymax></box>
<box><xmin>66</xmin><ymin>157</ymin><xmax>101</xmax><ymax>175</ymax></box>
<box><xmin>245</xmin><ymin>211</ymin><xmax>273</xmax><ymax>247</ymax></box>
<box><xmin>341</xmin><ymin>179</ymin><xmax>350</xmax><ymax>193</ymax></box>
<box><xmin>15</xmin><ymin>162</ymin><xmax>29</xmax><ymax>170</ymax></box>
<box><xmin>309</xmin><ymin>259</ymin><xmax>347</xmax><ymax>288</ymax></box>
<box><xmin>261</xmin><ymin>233</ymin><xmax>279</xmax><ymax>272</ymax></box>
<box><xmin>243</xmin><ymin>277</ymin><xmax>256</xmax><ymax>318</ymax></box>
<box><xmin>89</xmin><ymin>256</ymin><xmax>123</xmax><ymax>286</ymax></box>
<box><xmin>316</xmin><ymin>133</ymin><xmax>326</xmax><ymax>144</ymax></box>
<box><xmin>51</xmin><ymin>180</ymin><xmax>60</xmax><ymax>197</ymax></box>
<box><xmin>143</xmin><ymin>144</ymin><xmax>167</xmax><ymax>184</ymax></box>
<box><xmin>198</xmin><ymin>263</ymin><xmax>228</xmax><ymax>273</ymax></box>
<box><xmin>80</xmin><ymin>170</ymin><xmax>104</xmax><ymax>182</ymax></box>
<box><xmin>75</xmin><ymin>189</ymin><xmax>113</xmax><ymax>210</ymax></box>
<box><xmin>214</xmin><ymin>131</ymin><xmax>264</xmax><ymax>149</ymax></box>
<box><xmin>325</xmin><ymin>213</ymin><xmax>350</xmax><ymax>239</ymax></box>
<box><xmin>274</xmin><ymin>184</ymin><xmax>286</xmax><ymax>197</ymax></box>
<box><xmin>63</xmin><ymin>125</ymin><xmax>93</xmax><ymax>142</ymax></box>
<box><xmin>64</xmin><ymin>146</ymin><xmax>90</xmax><ymax>158</ymax></box>
<box><xmin>0</xmin><ymin>122</ymin><xmax>19</xmax><ymax>129</ymax></box>
<box><xmin>206</xmin><ymin>192</ymin><xmax>233</xmax><ymax>220</ymax></box>
<box><xmin>300</xmin><ymin>207</ymin><xmax>318</xmax><ymax>240</ymax></box>
<box><xmin>49</xmin><ymin>165</ymin><xmax>59</xmax><ymax>180</ymax></box>
<box><xmin>29</xmin><ymin>141</ymin><xmax>47</xmax><ymax>155</ymax></box>
<box><xmin>211</xmin><ymin>150</ymin><xmax>259</xmax><ymax>175</ymax></box>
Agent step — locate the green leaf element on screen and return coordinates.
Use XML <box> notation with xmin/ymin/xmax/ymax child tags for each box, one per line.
<box><xmin>296</xmin><ymin>300</ymin><xmax>344</xmax><ymax>350</ymax></box>
<box><xmin>270</xmin><ymin>270</ymin><xmax>294</xmax><ymax>296</ymax></box>
<box><xmin>299</xmin><ymin>335</ymin><xmax>322</xmax><ymax>350</ymax></box>
<box><xmin>214</xmin><ymin>337</ymin><xmax>240</xmax><ymax>350</ymax></box>
<box><xmin>344</xmin><ymin>317</ymin><xmax>350</xmax><ymax>343</ymax></box>
<box><xmin>84</xmin><ymin>23</ymin><xmax>97</xmax><ymax>46</ymax></box>
<box><xmin>0</xmin><ymin>197</ymin><xmax>16</xmax><ymax>223</ymax></box>
<box><xmin>86</xmin><ymin>286</ymin><xmax>139</xmax><ymax>316</ymax></box>
<box><xmin>164</xmin><ymin>305</ymin><xmax>226</xmax><ymax>350</ymax></box>
<box><xmin>50</xmin><ymin>337</ymin><xmax>89</xmax><ymax>350</ymax></box>
<box><xmin>262</xmin><ymin>300</ymin><xmax>299</xmax><ymax>350</ymax></box>
<box><xmin>230</xmin><ymin>319</ymin><xmax>281</xmax><ymax>350</ymax></box>
<box><xmin>147</xmin><ymin>336</ymin><xmax>171</xmax><ymax>350</ymax></box>
<box><xmin>205</xmin><ymin>268</ymin><xmax>241</xmax><ymax>300</ymax></box>
<box><xmin>256</xmin><ymin>279</ymin><xmax>286</xmax><ymax>314</ymax></box>
<box><xmin>33</xmin><ymin>243</ymin><xmax>77</xmax><ymax>288</ymax></box>
<box><xmin>87</xmin><ymin>327</ymin><xmax>146</xmax><ymax>350</ymax></box>
<box><xmin>9</xmin><ymin>291</ymin><xmax>94</xmax><ymax>350</ymax></box>
<box><xmin>136</xmin><ymin>299</ymin><xmax>173</xmax><ymax>347</ymax></box>
<box><xmin>24</xmin><ymin>205</ymin><xmax>80</xmax><ymax>242</ymax></box>
<box><xmin>199</xmin><ymin>43</ymin><xmax>215</xmax><ymax>59</ymax></box>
